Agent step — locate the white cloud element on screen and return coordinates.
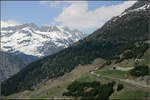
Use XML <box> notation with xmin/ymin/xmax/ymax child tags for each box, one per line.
<box><xmin>1</xmin><ymin>20</ymin><xmax>20</xmax><ymax>28</ymax></box>
<box><xmin>54</xmin><ymin>1</ymin><xmax>137</xmax><ymax>30</ymax></box>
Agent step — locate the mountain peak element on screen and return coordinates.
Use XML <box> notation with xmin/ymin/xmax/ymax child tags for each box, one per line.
<box><xmin>122</xmin><ymin>0</ymin><xmax>150</xmax><ymax>14</ymax></box>
<box><xmin>22</xmin><ymin>23</ymin><xmax>38</xmax><ymax>28</ymax></box>
<box><xmin>1</xmin><ymin>24</ymin><xmax>87</xmax><ymax>57</ymax></box>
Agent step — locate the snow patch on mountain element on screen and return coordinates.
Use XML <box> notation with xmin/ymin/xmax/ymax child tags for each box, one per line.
<box><xmin>1</xmin><ymin>24</ymin><xmax>87</xmax><ymax>57</ymax></box>
<box><xmin>119</xmin><ymin>2</ymin><xmax>150</xmax><ymax>17</ymax></box>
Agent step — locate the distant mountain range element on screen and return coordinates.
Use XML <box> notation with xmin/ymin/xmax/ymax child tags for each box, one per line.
<box><xmin>1</xmin><ymin>24</ymin><xmax>86</xmax><ymax>57</ymax></box>
<box><xmin>1</xmin><ymin>0</ymin><xmax>149</xmax><ymax>96</ymax></box>
<box><xmin>0</xmin><ymin>24</ymin><xmax>87</xmax><ymax>80</ymax></box>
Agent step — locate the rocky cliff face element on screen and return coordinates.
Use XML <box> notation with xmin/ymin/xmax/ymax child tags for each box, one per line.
<box><xmin>0</xmin><ymin>51</ymin><xmax>25</xmax><ymax>81</ymax></box>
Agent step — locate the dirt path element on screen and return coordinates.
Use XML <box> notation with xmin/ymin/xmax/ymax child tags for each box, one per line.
<box><xmin>93</xmin><ymin>72</ymin><xmax>149</xmax><ymax>88</ymax></box>
<box><xmin>116</xmin><ymin>67</ymin><xmax>134</xmax><ymax>71</ymax></box>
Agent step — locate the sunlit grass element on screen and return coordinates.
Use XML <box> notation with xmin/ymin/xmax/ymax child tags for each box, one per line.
<box><xmin>95</xmin><ymin>69</ymin><xmax>129</xmax><ymax>79</ymax></box>
<box><xmin>111</xmin><ymin>88</ymin><xmax>149</xmax><ymax>99</ymax></box>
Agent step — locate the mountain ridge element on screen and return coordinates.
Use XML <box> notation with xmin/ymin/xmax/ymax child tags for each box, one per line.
<box><xmin>1</xmin><ymin>24</ymin><xmax>86</xmax><ymax>80</ymax></box>
<box><xmin>1</xmin><ymin>1</ymin><xmax>149</xmax><ymax>96</ymax></box>
<box><xmin>1</xmin><ymin>24</ymin><xmax>87</xmax><ymax>57</ymax></box>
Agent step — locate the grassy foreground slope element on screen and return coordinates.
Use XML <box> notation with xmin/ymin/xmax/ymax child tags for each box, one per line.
<box><xmin>3</xmin><ymin>59</ymin><xmax>104</xmax><ymax>99</ymax></box>
<box><xmin>3</xmin><ymin>54</ymin><xmax>149</xmax><ymax>100</ymax></box>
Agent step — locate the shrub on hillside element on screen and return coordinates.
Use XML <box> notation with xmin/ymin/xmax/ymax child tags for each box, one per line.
<box><xmin>63</xmin><ymin>81</ymin><xmax>115</xmax><ymax>100</ymax></box>
<box><xmin>129</xmin><ymin>65</ymin><xmax>149</xmax><ymax>77</ymax></box>
<box><xmin>117</xmin><ymin>84</ymin><xmax>124</xmax><ymax>91</ymax></box>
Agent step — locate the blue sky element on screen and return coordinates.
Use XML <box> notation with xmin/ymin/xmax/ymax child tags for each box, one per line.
<box><xmin>1</xmin><ymin>1</ymin><xmax>136</xmax><ymax>34</ymax></box>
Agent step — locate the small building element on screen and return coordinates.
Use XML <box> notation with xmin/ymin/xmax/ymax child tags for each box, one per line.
<box><xmin>135</xmin><ymin>59</ymin><xmax>144</xmax><ymax>63</ymax></box>
<box><xmin>112</xmin><ymin>66</ymin><xmax>116</xmax><ymax>70</ymax></box>
<box><xmin>112</xmin><ymin>65</ymin><xmax>119</xmax><ymax>70</ymax></box>
<box><xmin>89</xmin><ymin>70</ymin><xmax>94</xmax><ymax>74</ymax></box>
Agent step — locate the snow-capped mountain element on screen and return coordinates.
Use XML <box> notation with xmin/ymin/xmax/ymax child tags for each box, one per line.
<box><xmin>110</xmin><ymin>1</ymin><xmax>150</xmax><ymax>24</ymax></box>
<box><xmin>119</xmin><ymin>0</ymin><xmax>150</xmax><ymax>17</ymax></box>
<box><xmin>1</xmin><ymin>24</ymin><xmax>87</xmax><ymax>57</ymax></box>
<box><xmin>0</xmin><ymin>23</ymin><xmax>87</xmax><ymax>80</ymax></box>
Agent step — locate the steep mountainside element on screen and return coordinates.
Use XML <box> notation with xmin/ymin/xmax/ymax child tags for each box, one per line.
<box><xmin>0</xmin><ymin>51</ymin><xmax>25</xmax><ymax>82</ymax></box>
<box><xmin>85</xmin><ymin>1</ymin><xmax>149</xmax><ymax>43</ymax></box>
<box><xmin>1</xmin><ymin>1</ymin><xmax>149</xmax><ymax>96</ymax></box>
<box><xmin>1</xmin><ymin>24</ymin><xmax>86</xmax><ymax>80</ymax></box>
<box><xmin>124</xmin><ymin>0</ymin><xmax>149</xmax><ymax>12</ymax></box>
